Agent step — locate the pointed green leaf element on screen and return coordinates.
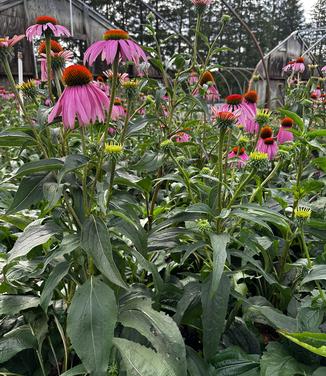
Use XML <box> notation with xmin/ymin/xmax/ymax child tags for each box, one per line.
<box><xmin>113</xmin><ymin>337</ymin><xmax>176</xmax><ymax>376</ymax></box>
<box><xmin>40</xmin><ymin>261</ymin><xmax>70</xmax><ymax>312</ymax></box>
<box><xmin>67</xmin><ymin>276</ymin><xmax>118</xmax><ymax>375</ymax></box>
<box><xmin>81</xmin><ymin>216</ymin><xmax>127</xmax><ymax>289</ymax></box>
<box><xmin>8</xmin><ymin>219</ymin><xmax>60</xmax><ymax>261</ymax></box>
<box><xmin>209</xmin><ymin>233</ymin><xmax>229</xmax><ymax>298</ymax></box>
<box><xmin>278</xmin><ymin>331</ymin><xmax>326</xmax><ymax>358</ymax></box>
<box><xmin>119</xmin><ymin>298</ymin><xmax>187</xmax><ymax>375</ymax></box>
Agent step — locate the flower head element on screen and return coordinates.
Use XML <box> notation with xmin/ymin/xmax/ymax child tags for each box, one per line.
<box><xmin>219</xmin><ymin>94</ymin><xmax>253</xmax><ymax>126</ymax></box>
<box><xmin>122</xmin><ymin>80</ymin><xmax>139</xmax><ymax>98</ymax></box>
<box><xmin>192</xmin><ymin>0</ymin><xmax>213</xmax><ymax>14</ymax></box>
<box><xmin>228</xmin><ymin>146</ymin><xmax>249</xmax><ymax>168</ymax></box>
<box><xmin>48</xmin><ymin>65</ymin><xmax>109</xmax><ymax>129</ymax></box>
<box><xmin>294</xmin><ymin>206</ymin><xmax>311</xmax><ymax>221</ymax></box>
<box><xmin>0</xmin><ymin>35</ymin><xmax>25</xmax><ymax>49</ymax></box>
<box><xmin>211</xmin><ymin>109</ymin><xmax>238</xmax><ymax>129</ymax></box>
<box><xmin>39</xmin><ymin>48</ymin><xmax>73</xmax><ymax>81</ymax></box>
<box><xmin>26</xmin><ymin>16</ymin><xmax>70</xmax><ymax>41</ymax></box>
<box><xmin>84</xmin><ymin>29</ymin><xmax>146</xmax><ymax>66</ymax></box>
<box><xmin>260</xmin><ymin>126</ymin><xmax>273</xmax><ymax>139</ymax></box>
<box><xmin>244</xmin><ymin>90</ymin><xmax>258</xmax><ymax>104</ymax></box>
<box><xmin>189</xmin><ymin>70</ymin><xmax>198</xmax><ymax>85</ymax></box>
<box><xmin>248</xmin><ymin>151</ymin><xmax>269</xmax><ymax>171</ymax></box>
<box><xmin>256</xmin><ymin>137</ymin><xmax>278</xmax><ymax>160</ymax></box>
<box><xmin>110</xmin><ymin>97</ymin><xmax>126</xmax><ymax>120</ymax></box>
<box><xmin>0</xmin><ymin>35</ymin><xmax>25</xmax><ymax>58</ymax></box>
<box><xmin>173</xmin><ymin>132</ymin><xmax>191</xmax><ymax>143</ymax></box>
<box><xmin>243</xmin><ymin>90</ymin><xmax>259</xmax><ymax>134</ymax></box>
<box><xmin>199</xmin><ymin>71</ymin><xmax>215</xmax><ymax>86</ymax></box>
<box><xmin>193</xmin><ymin>71</ymin><xmax>220</xmax><ymax>102</ymax></box>
<box><xmin>17</xmin><ymin>79</ymin><xmax>38</xmax><ymax>100</ymax></box>
<box><xmin>255</xmin><ymin>108</ymin><xmax>271</xmax><ymax>127</ymax></box>
<box><xmin>292</xmin><ymin>57</ymin><xmax>305</xmax><ymax>73</ymax></box>
<box><xmin>38</xmin><ymin>40</ymin><xmax>63</xmax><ymax>54</ymax></box>
<box><xmin>105</xmin><ymin>142</ymin><xmax>123</xmax><ymax>154</ymax></box>
<box><xmin>196</xmin><ymin>219</ymin><xmax>212</xmax><ymax>233</ymax></box>
<box><xmin>226</xmin><ymin>94</ymin><xmax>243</xmax><ymax>105</ymax></box>
<box><xmin>277</xmin><ymin>118</ymin><xmax>294</xmax><ymax>144</ymax></box>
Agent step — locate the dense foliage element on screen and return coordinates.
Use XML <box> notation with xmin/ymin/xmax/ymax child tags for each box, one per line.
<box><xmin>0</xmin><ymin>2</ymin><xmax>326</xmax><ymax>376</ymax></box>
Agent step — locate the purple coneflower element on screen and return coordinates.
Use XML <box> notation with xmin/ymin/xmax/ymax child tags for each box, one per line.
<box><xmin>292</xmin><ymin>57</ymin><xmax>305</xmax><ymax>73</ymax></box>
<box><xmin>0</xmin><ymin>35</ymin><xmax>25</xmax><ymax>49</ymax></box>
<box><xmin>322</xmin><ymin>66</ymin><xmax>326</xmax><ymax>74</ymax></box>
<box><xmin>259</xmin><ymin>137</ymin><xmax>278</xmax><ymax>160</ymax></box>
<box><xmin>277</xmin><ymin>117</ymin><xmax>294</xmax><ymax>144</ymax></box>
<box><xmin>193</xmin><ymin>71</ymin><xmax>220</xmax><ymax>103</ymax></box>
<box><xmin>110</xmin><ymin>97</ymin><xmax>126</xmax><ymax>120</ymax></box>
<box><xmin>257</xmin><ymin>125</ymin><xmax>273</xmax><ymax>149</ymax></box>
<box><xmin>219</xmin><ymin>94</ymin><xmax>252</xmax><ymax>126</ymax></box>
<box><xmin>48</xmin><ymin>65</ymin><xmax>109</xmax><ymax>129</ymax></box>
<box><xmin>26</xmin><ymin>16</ymin><xmax>70</xmax><ymax>41</ymax></box>
<box><xmin>173</xmin><ymin>132</ymin><xmax>191</xmax><ymax>143</ymax></box>
<box><xmin>243</xmin><ymin>90</ymin><xmax>259</xmax><ymax>134</ymax></box>
<box><xmin>228</xmin><ymin>146</ymin><xmax>249</xmax><ymax>168</ymax></box>
<box><xmin>189</xmin><ymin>70</ymin><xmax>199</xmax><ymax>85</ymax></box>
<box><xmin>282</xmin><ymin>60</ymin><xmax>295</xmax><ymax>73</ymax></box>
<box><xmin>38</xmin><ymin>40</ymin><xmax>72</xmax><ymax>81</ymax></box>
<box><xmin>84</xmin><ymin>29</ymin><xmax>146</xmax><ymax>66</ymax></box>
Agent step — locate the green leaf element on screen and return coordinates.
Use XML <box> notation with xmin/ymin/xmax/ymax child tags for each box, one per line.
<box><xmin>119</xmin><ymin>298</ymin><xmax>187</xmax><ymax>375</ymax></box>
<box><xmin>278</xmin><ymin>331</ymin><xmax>326</xmax><ymax>358</ymax></box>
<box><xmin>0</xmin><ymin>295</ymin><xmax>39</xmax><ymax>315</ymax></box>
<box><xmin>43</xmin><ymin>182</ymin><xmax>63</xmax><ymax>210</ymax></box>
<box><xmin>186</xmin><ymin>347</ymin><xmax>213</xmax><ymax>376</ymax></box>
<box><xmin>59</xmin><ymin>365</ymin><xmax>87</xmax><ymax>376</ymax></box>
<box><xmin>209</xmin><ymin>233</ymin><xmax>230</xmax><ymax>298</ymax></box>
<box><xmin>231</xmin><ymin>210</ymin><xmax>273</xmax><ymax>234</ymax></box>
<box><xmin>211</xmin><ymin>346</ymin><xmax>260</xmax><ymax>376</ymax></box>
<box><xmin>312</xmin><ymin>157</ymin><xmax>326</xmax><ymax>173</ymax></box>
<box><xmin>279</xmin><ymin>109</ymin><xmax>304</xmax><ymax>131</ymax></box>
<box><xmin>81</xmin><ymin>215</ymin><xmax>127</xmax><ymax>289</ymax></box>
<box><xmin>306</xmin><ymin>130</ymin><xmax>326</xmax><ymax>138</ymax></box>
<box><xmin>8</xmin><ymin>219</ymin><xmax>60</xmax><ymax>261</ymax></box>
<box><xmin>246</xmin><ymin>305</ymin><xmax>297</xmax><ymax>332</ymax></box>
<box><xmin>7</xmin><ymin>173</ymin><xmax>51</xmax><ymax>214</ymax></box>
<box><xmin>40</xmin><ymin>261</ymin><xmax>70</xmax><ymax>312</ymax></box>
<box><xmin>14</xmin><ymin>159</ymin><xmax>63</xmax><ymax>177</ymax></box>
<box><xmin>113</xmin><ymin>337</ymin><xmax>176</xmax><ymax>376</ymax></box>
<box><xmin>67</xmin><ymin>276</ymin><xmax>117</xmax><ymax>375</ymax></box>
<box><xmin>132</xmin><ymin>151</ymin><xmax>165</xmax><ymax>172</ymax></box>
<box><xmin>260</xmin><ymin>342</ymin><xmax>313</xmax><ymax>376</ymax></box>
<box><xmin>126</xmin><ymin>116</ymin><xmax>155</xmax><ymax>137</ymax></box>
<box><xmin>174</xmin><ymin>282</ymin><xmax>200</xmax><ymax>325</ymax></box>
<box><xmin>0</xmin><ymin>326</ymin><xmax>36</xmax><ymax>363</ymax></box>
<box><xmin>312</xmin><ymin>368</ymin><xmax>326</xmax><ymax>376</ymax></box>
<box><xmin>58</xmin><ymin>154</ymin><xmax>89</xmax><ymax>182</ymax></box>
<box><xmin>233</xmin><ymin>205</ymin><xmax>290</xmax><ymax>234</ymax></box>
<box><xmin>301</xmin><ymin>265</ymin><xmax>326</xmax><ymax>285</ymax></box>
<box><xmin>0</xmin><ymin>130</ymin><xmax>36</xmax><ymax>147</ymax></box>
<box><xmin>202</xmin><ymin>274</ymin><xmax>231</xmax><ymax>361</ymax></box>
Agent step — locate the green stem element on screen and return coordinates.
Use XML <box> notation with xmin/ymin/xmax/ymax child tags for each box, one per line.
<box><xmin>2</xmin><ymin>56</ymin><xmax>49</xmax><ymax>158</ymax></box>
<box><xmin>2</xmin><ymin>56</ymin><xmax>26</xmax><ymax>115</ymax></box>
<box><xmin>249</xmin><ymin>160</ymin><xmax>282</xmax><ymax>203</ymax></box>
<box><xmin>216</xmin><ymin>129</ymin><xmax>226</xmax><ymax>213</ymax></box>
<box><xmin>226</xmin><ymin>170</ymin><xmax>255</xmax><ymax>209</ymax></box>
<box><xmin>79</xmin><ymin>127</ymin><xmax>88</xmax><ymax>215</ymax></box>
<box><xmin>169</xmin><ymin>151</ymin><xmax>194</xmax><ymax>203</ymax></box>
<box><xmin>45</xmin><ymin>33</ymin><xmax>54</xmax><ymax>103</ymax></box>
<box><xmin>54</xmin><ymin>70</ymin><xmax>62</xmax><ymax>97</ymax></box>
<box><xmin>299</xmin><ymin>228</ymin><xmax>312</xmax><ymax>268</ymax></box>
<box><xmin>192</xmin><ymin>14</ymin><xmax>202</xmax><ymax>67</ymax></box>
